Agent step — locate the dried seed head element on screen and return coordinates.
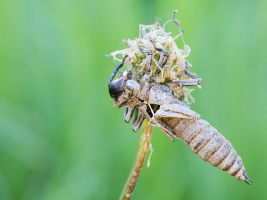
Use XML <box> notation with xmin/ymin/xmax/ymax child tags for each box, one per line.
<box><xmin>106</xmin><ymin>12</ymin><xmax>200</xmax><ymax>105</ymax></box>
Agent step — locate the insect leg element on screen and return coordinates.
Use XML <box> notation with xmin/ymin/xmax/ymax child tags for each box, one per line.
<box><xmin>184</xmin><ymin>61</ymin><xmax>202</xmax><ymax>80</ymax></box>
<box><xmin>132</xmin><ymin>109</ymin><xmax>145</xmax><ymax>132</ymax></box>
<box><xmin>166</xmin><ymin>61</ymin><xmax>202</xmax><ymax>88</ymax></box>
<box><xmin>167</xmin><ymin>79</ymin><xmax>201</xmax><ymax>87</ymax></box>
<box><xmin>108</xmin><ymin>55</ymin><xmax>128</xmax><ymax>85</ymax></box>
<box><xmin>124</xmin><ymin>107</ymin><xmax>136</xmax><ymax>123</ymax></box>
<box><xmin>154</xmin><ymin>46</ymin><xmax>169</xmax><ymax>75</ymax></box>
<box><xmin>138</xmin><ymin>46</ymin><xmax>153</xmax><ymax>78</ymax></box>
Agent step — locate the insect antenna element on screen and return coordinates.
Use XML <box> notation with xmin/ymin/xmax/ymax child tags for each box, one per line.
<box><xmin>108</xmin><ymin>55</ymin><xmax>128</xmax><ymax>85</ymax></box>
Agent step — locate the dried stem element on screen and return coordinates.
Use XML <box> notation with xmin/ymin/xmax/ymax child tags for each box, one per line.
<box><xmin>119</xmin><ymin>119</ymin><xmax>153</xmax><ymax>200</ymax></box>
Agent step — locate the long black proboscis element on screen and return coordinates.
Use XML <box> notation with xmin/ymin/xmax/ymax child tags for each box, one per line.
<box><xmin>108</xmin><ymin>55</ymin><xmax>128</xmax><ymax>85</ymax></box>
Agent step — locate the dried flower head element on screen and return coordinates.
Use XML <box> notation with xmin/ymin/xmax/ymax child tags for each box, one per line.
<box><xmin>106</xmin><ymin>10</ymin><xmax>201</xmax><ymax>105</ymax></box>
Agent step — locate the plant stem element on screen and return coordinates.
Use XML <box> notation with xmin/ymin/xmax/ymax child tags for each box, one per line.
<box><xmin>119</xmin><ymin>119</ymin><xmax>153</xmax><ymax>200</ymax></box>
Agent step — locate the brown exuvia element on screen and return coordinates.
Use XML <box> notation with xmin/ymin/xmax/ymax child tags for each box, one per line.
<box><xmin>163</xmin><ymin>117</ymin><xmax>250</xmax><ymax>183</ymax></box>
<box><xmin>108</xmin><ymin>69</ymin><xmax>251</xmax><ymax>184</ymax></box>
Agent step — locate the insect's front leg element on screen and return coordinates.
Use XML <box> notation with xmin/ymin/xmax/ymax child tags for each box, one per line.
<box><xmin>166</xmin><ymin>61</ymin><xmax>202</xmax><ymax>88</ymax></box>
<box><xmin>124</xmin><ymin>107</ymin><xmax>136</xmax><ymax>123</ymax></box>
<box><xmin>132</xmin><ymin>108</ymin><xmax>145</xmax><ymax>132</ymax></box>
<box><xmin>138</xmin><ymin>46</ymin><xmax>153</xmax><ymax>80</ymax></box>
<box><xmin>184</xmin><ymin>60</ymin><xmax>202</xmax><ymax>82</ymax></box>
<box><xmin>124</xmin><ymin>106</ymin><xmax>145</xmax><ymax>132</ymax></box>
<box><xmin>154</xmin><ymin>46</ymin><xmax>169</xmax><ymax>75</ymax></box>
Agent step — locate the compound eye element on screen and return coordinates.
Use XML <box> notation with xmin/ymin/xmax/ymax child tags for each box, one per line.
<box><xmin>108</xmin><ymin>78</ymin><xmax>124</xmax><ymax>99</ymax></box>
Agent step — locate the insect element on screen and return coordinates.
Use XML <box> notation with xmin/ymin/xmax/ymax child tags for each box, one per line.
<box><xmin>108</xmin><ymin>66</ymin><xmax>251</xmax><ymax>184</ymax></box>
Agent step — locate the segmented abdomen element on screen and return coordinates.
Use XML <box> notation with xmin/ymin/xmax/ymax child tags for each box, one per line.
<box><xmin>161</xmin><ymin>117</ymin><xmax>251</xmax><ymax>184</ymax></box>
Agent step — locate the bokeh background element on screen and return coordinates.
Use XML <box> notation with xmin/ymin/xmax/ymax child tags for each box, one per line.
<box><xmin>0</xmin><ymin>0</ymin><xmax>266</xmax><ymax>199</ymax></box>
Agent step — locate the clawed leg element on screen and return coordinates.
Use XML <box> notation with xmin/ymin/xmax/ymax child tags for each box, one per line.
<box><xmin>124</xmin><ymin>107</ymin><xmax>136</xmax><ymax>123</ymax></box>
<box><xmin>138</xmin><ymin>45</ymin><xmax>153</xmax><ymax>79</ymax></box>
<box><xmin>132</xmin><ymin>109</ymin><xmax>145</xmax><ymax>132</ymax></box>
<box><xmin>184</xmin><ymin>61</ymin><xmax>202</xmax><ymax>81</ymax></box>
<box><xmin>124</xmin><ymin>106</ymin><xmax>145</xmax><ymax>132</ymax></box>
<box><xmin>154</xmin><ymin>46</ymin><xmax>169</xmax><ymax>75</ymax></box>
<box><xmin>166</xmin><ymin>61</ymin><xmax>202</xmax><ymax>89</ymax></box>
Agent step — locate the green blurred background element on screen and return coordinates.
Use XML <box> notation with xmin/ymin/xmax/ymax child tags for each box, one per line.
<box><xmin>0</xmin><ymin>0</ymin><xmax>266</xmax><ymax>199</ymax></box>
